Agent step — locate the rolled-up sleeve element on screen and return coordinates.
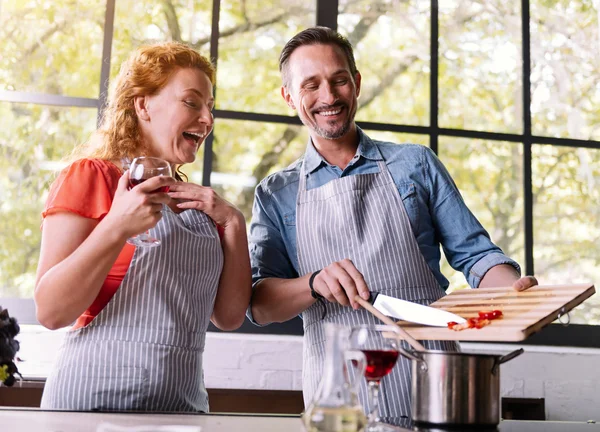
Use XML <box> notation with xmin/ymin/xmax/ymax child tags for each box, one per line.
<box><xmin>468</xmin><ymin>252</ymin><xmax>521</xmax><ymax>288</ymax></box>
<box><xmin>246</xmin><ymin>183</ymin><xmax>298</xmax><ymax>325</ymax></box>
<box><xmin>423</xmin><ymin>148</ymin><xmax>521</xmax><ymax>288</ymax></box>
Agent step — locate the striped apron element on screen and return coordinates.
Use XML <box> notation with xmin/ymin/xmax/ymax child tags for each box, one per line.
<box><xmin>297</xmin><ymin>159</ymin><xmax>458</xmax><ymax>427</ymax></box>
<box><xmin>41</xmin><ymin>205</ymin><xmax>223</xmax><ymax>412</ymax></box>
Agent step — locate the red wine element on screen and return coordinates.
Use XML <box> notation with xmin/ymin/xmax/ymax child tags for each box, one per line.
<box><xmin>361</xmin><ymin>350</ymin><xmax>399</xmax><ymax>382</ymax></box>
<box><xmin>129</xmin><ymin>178</ymin><xmax>170</xmax><ymax>193</ymax></box>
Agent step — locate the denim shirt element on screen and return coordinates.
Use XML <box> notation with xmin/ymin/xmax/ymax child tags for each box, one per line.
<box><xmin>249</xmin><ymin>128</ymin><xmax>520</xmax><ymax>300</ymax></box>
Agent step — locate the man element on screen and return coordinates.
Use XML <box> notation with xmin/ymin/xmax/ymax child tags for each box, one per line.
<box><xmin>247</xmin><ymin>26</ymin><xmax>537</xmax><ymax>426</ymax></box>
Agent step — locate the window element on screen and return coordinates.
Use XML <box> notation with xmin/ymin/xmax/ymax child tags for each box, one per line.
<box><xmin>439</xmin><ymin>0</ymin><xmax>522</xmax><ymax>134</ymax></box>
<box><xmin>210</xmin><ymin>120</ymin><xmax>308</xmax><ymax>221</ymax></box>
<box><xmin>0</xmin><ymin>103</ymin><xmax>98</xmax><ymax>298</ymax></box>
<box><xmin>216</xmin><ymin>0</ymin><xmax>316</xmax><ymax>114</ymax></box>
<box><xmin>338</xmin><ymin>0</ymin><xmax>431</xmax><ymax>125</ymax></box>
<box><xmin>0</xmin><ymin>1</ymin><xmax>105</xmax><ymax>97</ymax></box>
<box><xmin>532</xmin><ymin>145</ymin><xmax>600</xmax><ymax>324</ymax></box>
<box><xmin>439</xmin><ymin>137</ymin><xmax>525</xmax><ymax>292</ymax></box>
<box><xmin>111</xmin><ymin>0</ymin><xmax>213</xmax><ymax>76</ymax></box>
<box><xmin>531</xmin><ymin>0</ymin><xmax>600</xmax><ymax>141</ymax></box>
<box><xmin>1</xmin><ymin>0</ymin><xmax>598</xmax><ymax>345</ymax></box>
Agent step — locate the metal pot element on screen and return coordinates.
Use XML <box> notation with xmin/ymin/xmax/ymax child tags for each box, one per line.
<box><xmin>398</xmin><ymin>347</ymin><xmax>524</xmax><ymax>426</ymax></box>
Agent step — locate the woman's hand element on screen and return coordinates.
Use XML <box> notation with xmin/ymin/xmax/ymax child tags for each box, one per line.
<box><xmin>103</xmin><ymin>170</ymin><xmax>175</xmax><ymax>239</ymax></box>
<box><xmin>168</xmin><ymin>182</ymin><xmax>243</xmax><ymax>227</ymax></box>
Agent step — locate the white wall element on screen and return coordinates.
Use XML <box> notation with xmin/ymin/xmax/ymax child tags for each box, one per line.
<box><xmin>461</xmin><ymin>342</ymin><xmax>600</xmax><ymax>422</ymax></box>
<box><xmin>13</xmin><ymin>326</ymin><xmax>600</xmax><ymax>421</ymax></box>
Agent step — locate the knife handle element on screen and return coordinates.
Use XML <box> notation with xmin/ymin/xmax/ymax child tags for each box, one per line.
<box><xmin>354</xmin><ymin>295</ymin><xmax>425</xmax><ymax>352</ymax></box>
<box><xmin>368</xmin><ymin>291</ymin><xmax>378</xmax><ymax>304</ymax></box>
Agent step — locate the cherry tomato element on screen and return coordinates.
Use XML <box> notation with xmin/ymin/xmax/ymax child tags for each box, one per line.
<box><xmin>447</xmin><ymin>311</ymin><xmax>502</xmax><ymax>332</ymax></box>
<box><xmin>466</xmin><ymin>317</ymin><xmax>489</xmax><ymax>329</ymax></box>
<box><xmin>478</xmin><ymin>310</ymin><xmax>503</xmax><ymax>320</ymax></box>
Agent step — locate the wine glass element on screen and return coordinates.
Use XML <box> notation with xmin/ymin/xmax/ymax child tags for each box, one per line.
<box><xmin>126</xmin><ymin>156</ymin><xmax>172</xmax><ymax>247</ymax></box>
<box><xmin>349</xmin><ymin>324</ymin><xmax>402</xmax><ymax>432</ymax></box>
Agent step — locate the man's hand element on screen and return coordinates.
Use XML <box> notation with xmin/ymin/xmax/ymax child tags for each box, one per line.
<box><xmin>312</xmin><ymin>259</ymin><xmax>371</xmax><ymax>309</ymax></box>
<box><xmin>512</xmin><ymin>275</ymin><xmax>538</xmax><ymax>291</ymax></box>
<box><xmin>480</xmin><ymin>264</ymin><xmax>539</xmax><ymax>291</ymax></box>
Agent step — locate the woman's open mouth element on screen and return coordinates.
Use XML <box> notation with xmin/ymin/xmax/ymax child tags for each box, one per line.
<box><xmin>182</xmin><ymin>131</ymin><xmax>206</xmax><ymax>146</ymax></box>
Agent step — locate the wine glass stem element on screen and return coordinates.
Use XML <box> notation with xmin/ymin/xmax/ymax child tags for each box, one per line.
<box><xmin>367</xmin><ymin>380</ymin><xmax>381</xmax><ymax>425</ymax></box>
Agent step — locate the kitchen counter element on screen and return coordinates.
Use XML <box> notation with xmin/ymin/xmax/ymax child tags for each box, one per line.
<box><xmin>2</xmin><ymin>408</ymin><xmax>600</xmax><ymax>432</ymax></box>
<box><xmin>2</xmin><ymin>408</ymin><xmax>299</xmax><ymax>432</ymax></box>
<box><xmin>14</xmin><ymin>326</ymin><xmax>600</xmax><ymax>421</ymax></box>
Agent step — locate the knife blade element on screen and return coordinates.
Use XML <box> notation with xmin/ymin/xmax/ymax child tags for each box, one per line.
<box><xmin>369</xmin><ymin>292</ymin><xmax>466</xmax><ymax>327</ymax></box>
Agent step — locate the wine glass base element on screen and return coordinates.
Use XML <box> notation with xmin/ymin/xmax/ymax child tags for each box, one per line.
<box><xmin>366</xmin><ymin>422</ymin><xmax>407</xmax><ymax>432</ymax></box>
<box><xmin>126</xmin><ymin>237</ymin><xmax>161</xmax><ymax>247</ymax></box>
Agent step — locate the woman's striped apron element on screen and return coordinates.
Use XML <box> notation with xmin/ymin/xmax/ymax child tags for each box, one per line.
<box><xmin>41</xmin><ymin>206</ymin><xmax>223</xmax><ymax>412</ymax></box>
<box><xmin>297</xmin><ymin>160</ymin><xmax>458</xmax><ymax>427</ymax></box>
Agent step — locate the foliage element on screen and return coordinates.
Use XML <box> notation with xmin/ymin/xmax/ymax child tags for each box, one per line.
<box><xmin>0</xmin><ymin>306</ymin><xmax>21</xmax><ymax>386</ymax></box>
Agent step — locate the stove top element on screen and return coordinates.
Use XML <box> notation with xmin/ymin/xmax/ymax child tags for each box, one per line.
<box><xmin>404</xmin><ymin>420</ymin><xmax>600</xmax><ymax>432</ymax></box>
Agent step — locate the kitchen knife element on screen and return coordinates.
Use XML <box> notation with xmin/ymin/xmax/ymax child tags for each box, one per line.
<box><xmin>369</xmin><ymin>292</ymin><xmax>466</xmax><ymax>327</ymax></box>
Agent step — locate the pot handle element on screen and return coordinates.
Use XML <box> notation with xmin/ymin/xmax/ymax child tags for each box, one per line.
<box><xmin>396</xmin><ymin>345</ymin><xmax>428</xmax><ymax>371</ymax></box>
<box><xmin>492</xmin><ymin>348</ymin><xmax>524</xmax><ymax>375</ymax></box>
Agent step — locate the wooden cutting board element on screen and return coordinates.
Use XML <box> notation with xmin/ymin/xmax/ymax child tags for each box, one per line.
<box><xmin>394</xmin><ymin>283</ymin><xmax>596</xmax><ymax>341</ymax></box>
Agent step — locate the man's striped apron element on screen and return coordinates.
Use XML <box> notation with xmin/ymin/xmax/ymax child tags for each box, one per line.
<box><xmin>297</xmin><ymin>160</ymin><xmax>458</xmax><ymax>427</ymax></box>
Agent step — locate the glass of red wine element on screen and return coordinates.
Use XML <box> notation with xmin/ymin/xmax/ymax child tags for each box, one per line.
<box><xmin>126</xmin><ymin>156</ymin><xmax>172</xmax><ymax>247</ymax></box>
<box><xmin>349</xmin><ymin>324</ymin><xmax>402</xmax><ymax>432</ymax></box>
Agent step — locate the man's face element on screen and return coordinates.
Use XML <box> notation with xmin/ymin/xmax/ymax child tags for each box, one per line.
<box><xmin>282</xmin><ymin>44</ymin><xmax>361</xmax><ymax>141</ymax></box>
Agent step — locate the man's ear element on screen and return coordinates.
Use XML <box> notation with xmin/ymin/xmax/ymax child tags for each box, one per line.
<box><xmin>354</xmin><ymin>71</ymin><xmax>362</xmax><ymax>98</ymax></box>
<box><xmin>281</xmin><ymin>86</ymin><xmax>296</xmax><ymax>110</ymax></box>
<box><xmin>133</xmin><ymin>95</ymin><xmax>151</xmax><ymax>121</ymax></box>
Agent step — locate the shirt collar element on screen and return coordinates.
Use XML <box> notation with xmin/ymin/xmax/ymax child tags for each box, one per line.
<box><xmin>303</xmin><ymin>126</ymin><xmax>384</xmax><ymax>174</ymax></box>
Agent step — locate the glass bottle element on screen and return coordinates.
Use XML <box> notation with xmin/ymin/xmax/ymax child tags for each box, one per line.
<box><xmin>302</xmin><ymin>323</ymin><xmax>367</xmax><ymax>432</ymax></box>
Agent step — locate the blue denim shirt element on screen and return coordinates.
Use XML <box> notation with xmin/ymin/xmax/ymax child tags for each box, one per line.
<box><xmin>249</xmin><ymin>128</ymin><xmax>520</xmax><ymax>303</ymax></box>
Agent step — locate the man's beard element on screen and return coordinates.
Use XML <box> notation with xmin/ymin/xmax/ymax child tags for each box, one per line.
<box><xmin>313</xmin><ymin>118</ymin><xmax>352</xmax><ymax>139</ymax></box>
<box><xmin>309</xmin><ymin>103</ymin><xmax>355</xmax><ymax>139</ymax></box>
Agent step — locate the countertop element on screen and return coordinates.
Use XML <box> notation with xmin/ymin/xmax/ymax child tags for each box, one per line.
<box><xmin>2</xmin><ymin>408</ymin><xmax>299</xmax><ymax>432</ymax></box>
<box><xmin>2</xmin><ymin>408</ymin><xmax>600</xmax><ymax>432</ymax></box>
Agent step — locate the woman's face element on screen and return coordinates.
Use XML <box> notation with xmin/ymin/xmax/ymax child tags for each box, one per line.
<box><xmin>136</xmin><ymin>67</ymin><xmax>214</xmax><ymax>165</ymax></box>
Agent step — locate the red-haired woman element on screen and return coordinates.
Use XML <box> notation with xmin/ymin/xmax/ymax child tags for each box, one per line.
<box><xmin>35</xmin><ymin>42</ymin><xmax>251</xmax><ymax>412</ymax></box>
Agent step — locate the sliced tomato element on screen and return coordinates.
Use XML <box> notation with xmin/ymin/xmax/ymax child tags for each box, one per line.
<box><xmin>478</xmin><ymin>310</ymin><xmax>503</xmax><ymax>320</ymax></box>
<box><xmin>465</xmin><ymin>317</ymin><xmax>489</xmax><ymax>329</ymax></box>
<box><xmin>447</xmin><ymin>310</ymin><xmax>502</xmax><ymax>331</ymax></box>
<box><xmin>475</xmin><ymin>318</ymin><xmax>490</xmax><ymax>328</ymax></box>
<box><xmin>467</xmin><ymin>318</ymin><xmax>478</xmax><ymax>328</ymax></box>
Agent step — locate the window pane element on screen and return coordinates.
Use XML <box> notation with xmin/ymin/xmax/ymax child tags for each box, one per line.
<box><xmin>216</xmin><ymin>0</ymin><xmax>316</xmax><ymax>114</ymax></box>
<box><xmin>532</xmin><ymin>145</ymin><xmax>600</xmax><ymax>324</ymax></box>
<box><xmin>209</xmin><ymin>119</ymin><xmax>308</xmax><ymax>222</ymax></box>
<box><xmin>531</xmin><ymin>1</ymin><xmax>600</xmax><ymax>141</ymax></box>
<box><xmin>0</xmin><ymin>103</ymin><xmax>98</xmax><ymax>298</ymax></box>
<box><xmin>0</xmin><ymin>0</ymin><xmax>105</xmax><ymax>98</ymax></box>
<box><xmin>363</xmin><ymin>130</ymin><xmax>429</xmax><ymax>148</ymax></box>
<box><xmin>438</xmin><ymin>138</ymin><xmax>525</xmax><ymax>292</ymax></box>
<box><xmin>439</xmin><ymin>0</ymin><xmax>522</xmax><ymax>133</ymax></box>
<box><xmin>111</xmin><ymin>1</ymin><xmax>213</xmax><ymax>79</ymax></box>
<box><xmin>338</xmin><ymin>0</ymin><xmax>431</xmax><ymax>125</ymax></box>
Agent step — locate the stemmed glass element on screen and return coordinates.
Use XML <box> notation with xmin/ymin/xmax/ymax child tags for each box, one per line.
<box><xmin>349</xmin><ymin>324</ymin><xmax>402</xmax><ymax>432</ymax></box>
<box><xmin>126</xmin><ymin>156</ymin><xmax>172</xmax><ymax>247</ymax></box>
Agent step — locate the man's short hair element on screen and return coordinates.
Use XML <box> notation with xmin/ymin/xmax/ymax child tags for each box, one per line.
<box><xmin>279</xmin><ymin>26</ymin><xmax>358</xmax><ymax>87</ymax></box>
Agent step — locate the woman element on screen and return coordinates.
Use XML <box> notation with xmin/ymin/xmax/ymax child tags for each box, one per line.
<box><xmin>35</xmin><ymin>42</ymin><xmax>251</xmax><ymax>412</ymax></box>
